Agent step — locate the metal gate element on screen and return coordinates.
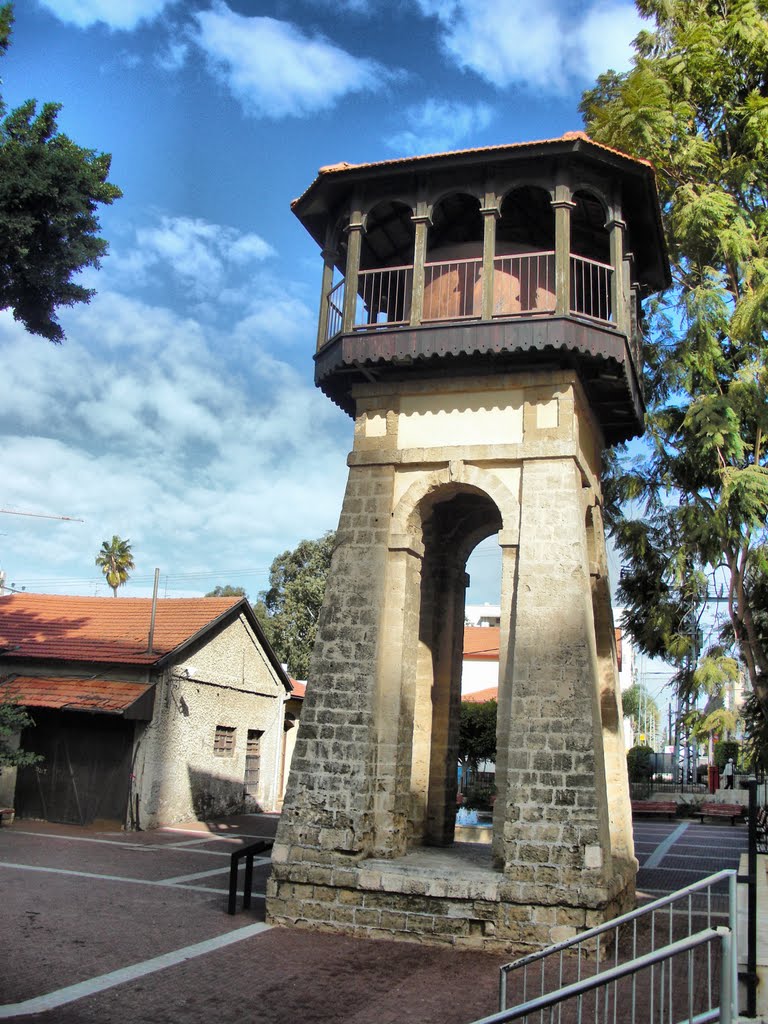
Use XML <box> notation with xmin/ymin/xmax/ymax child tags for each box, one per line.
<box><xmin>14</xmin><ymin>709</ymin><xmax>134</xmax><ymax>826</ymax></box>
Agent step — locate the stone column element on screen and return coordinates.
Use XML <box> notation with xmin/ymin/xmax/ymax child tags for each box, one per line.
<box><xmin>497</xmin><ymin>456</ymin><xmax>615</xmax><ymax>906</ymax></box>
<box><xmin>552</xmin><ymin>184</ymin><xmax>575</xmax><ymax>317</ymax></box>
<box><xmin>587</xmin><ymin>502</ymin><xmax>635</xmax><ymax>872</ymax></box>
<box><xmin>271</xmin><ymin>460</ymin><xmax>396</xmax><ymax>867</ymax></box>
<box><xmin>341</xmin><ymin>206</ymin><xmax>364</xmax><ymax>333</ymax></box>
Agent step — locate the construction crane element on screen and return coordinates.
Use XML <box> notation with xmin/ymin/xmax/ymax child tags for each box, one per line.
<box><xmin>0</xmin><ymin>508</ymin><xmax>83</xmax><ymax>522</ymax></box>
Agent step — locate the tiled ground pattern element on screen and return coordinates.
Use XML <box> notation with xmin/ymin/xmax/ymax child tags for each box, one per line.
<box><xmin>0</xmin><ymin>815</ymin><xmax>748</xmax><ymax>1024</ymax></box>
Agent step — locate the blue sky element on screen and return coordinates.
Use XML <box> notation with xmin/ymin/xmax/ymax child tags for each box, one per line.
<box><xmin>0</xmin><ymin>0</ymin><xmax>645</xmax><ymax>602</ymax></box>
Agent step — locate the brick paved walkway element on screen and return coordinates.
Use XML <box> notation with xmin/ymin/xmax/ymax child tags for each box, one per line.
<box><xmin>0</xmin><ymin>815</ymin><xmax>750</xmax><ymax>1023</ymax></box>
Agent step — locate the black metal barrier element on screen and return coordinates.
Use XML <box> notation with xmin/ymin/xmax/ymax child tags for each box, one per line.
<box><xmin>227</xmin><ymin>839</ymin><xmax>274</xmax><ymax>915</ymax></box>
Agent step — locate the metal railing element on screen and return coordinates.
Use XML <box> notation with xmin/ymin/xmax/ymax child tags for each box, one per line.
<box><xmin>353</xmin><ymin>265</ymin><xmax>413</xmax><ymax>329</ymax></box>
<box><xmin>227</xmin><ymin>839</ymin><xmax>273</xmax><ymax>915</ymax></box>
<box><xmin>323</xmin><ymin>251</ymin><xmax>616</xmax><ymax>343</ymax></box>
<box><xmin>570</xmin><ymin>253</ymin><xmax>613</xmax><ymax>322</ymax></box>
<box><xmin>471</xmin><ymin>928</ymin><xmax>733</xmax><ymax>1024</ymax></box>
<box><xmin>326</xmin><ymin>279</ymin><xmax>344</xmax><ymax>341</ymax></box>
<box><xmin>493</xmin><ymin>252</ymin><xmax>556</xmax><ymax>316</ymax></box>
<box><xmin>423</xmin><ymin>257</ymin><xmax>483</xmax><ymax>321</ymax></box>
<box><xmin>497</xmin><ymin>870</ymin><xmax>738</xmax><ymax>1023</ymax></box>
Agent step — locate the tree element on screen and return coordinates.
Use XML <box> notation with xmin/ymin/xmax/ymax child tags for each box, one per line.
<box><xmin>626</xmin><ymin>744</ymin><xmax>655</xmax><ymax>782</ymax></box>
<box><xmin>581</xmin><ymin>0</ymin><xmax>768</xmax><ymax>722</ymax></box>
<box><xmin>254</xmin><ymin>531</ymin><xmax>335</xmax><ymax>679</ymax></box>
<box><xmin>0</xmin><ymin>5</ymin><xmax>121</xmax><ymax>342</ymax></box>
<box><xmin>205</xmin><ymin>585</ymin><xmax>247</xmax><ymax>599</ymax></box>
<box><xmin>458</xmin><ymin>699</ymin><xmax>497</xmax><ymax>796</ymax></box>
<box><xmin>621</xmin><ymin>683</ymin><xmax>660</xmax><ymax>741</ymax></box>
<box><xmin>95</xmin><ymin>535</ymin><xmax>135</xmax><ymax>597</ymax></box>
<box><xmin>0</xmin><ymin>702</ymin><xmax>41</xmax><ymax>770</ymax></box>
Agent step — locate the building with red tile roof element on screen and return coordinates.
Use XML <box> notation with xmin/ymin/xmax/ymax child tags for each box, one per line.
<box><xmin>0</xmin><ymin>593</ymin><xmax>291</xmax><ymax>829</ymax></box>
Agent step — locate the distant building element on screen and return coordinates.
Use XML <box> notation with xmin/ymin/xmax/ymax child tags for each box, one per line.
<box><xmin>0</xmin><ymin>593</ymin><xmax>291</xmax><ymax>828</ymax></box>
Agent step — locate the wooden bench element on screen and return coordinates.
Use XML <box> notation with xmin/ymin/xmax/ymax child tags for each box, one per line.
<box><xmin>695</xmin><ymin>802</ymin><xmax>745</xmax><ymax>825</ymax></box>
<box><xmin>631</xmin><ymin>800</ymin><xmax>677</xmax><ymax>819</ymax></box>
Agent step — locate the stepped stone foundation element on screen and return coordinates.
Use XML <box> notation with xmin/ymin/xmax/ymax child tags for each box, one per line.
<box><xmin>267</xmin><ymin>368</ymin><xmax>636</xmax><ymax>951</ymax></box>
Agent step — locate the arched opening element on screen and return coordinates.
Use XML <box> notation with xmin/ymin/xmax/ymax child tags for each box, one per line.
<box><xmin>494</xmin><ymin>186</ymin><xmax>556</xmax><ymax>316</ymax></box>
<box><xmin>406</xmin><ymin>485</ymin><xmax>503</xmax><ymax>850</ymax></box>
<box><xmin>357</xmin><ymin>199</ymin><xmax>415</xmax><ymax>327</ymax></box>
<box><xmin>424</xmin><ymin>193</ymin><xmax>483</xmax><ymax>320</ymax></box>
<box><xmin>571</xmin><ymin>189</ymin><xmax>612</xmax><ymax>322</ymax></box>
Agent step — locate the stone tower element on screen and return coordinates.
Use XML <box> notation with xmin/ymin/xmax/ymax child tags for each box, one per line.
<box><xmin>267</xmin><ymin>133</ymin><xmax>669</xmax><ymax>950</ymax></box>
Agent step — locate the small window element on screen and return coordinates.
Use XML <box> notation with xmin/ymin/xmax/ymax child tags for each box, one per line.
<box><xmin>214</xmin><ymin>725</ymin><xmax>236</xmax><ymax>756</ymax></box>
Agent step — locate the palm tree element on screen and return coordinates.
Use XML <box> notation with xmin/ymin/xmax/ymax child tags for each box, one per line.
<box><xmin>95</xmin><ymin>535</ymin><xmax>135</xmax><ymax>597</ymax></box>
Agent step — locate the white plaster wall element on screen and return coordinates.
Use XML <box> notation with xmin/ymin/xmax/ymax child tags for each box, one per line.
<box><xmin>461</xmin><ymin>659</ymin><xmax>499</xmax><ymax>695</ymax></box>
<box><xmin>134</xmin><ymin>612</ymin><xmax>286</xmax><ymax>828</ymax></box>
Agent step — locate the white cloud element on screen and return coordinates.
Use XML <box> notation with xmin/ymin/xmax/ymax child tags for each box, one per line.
<box><xmin>37</xmin><ymin>0</ymin><xmax>178</xmax><ymax>31</ymax></box>
<box><xmin>116</xmin><ymin>215</ymin><xmax>274</xmax><ymax>296</ymax></box>
<box><xmin>385</xmin><ymin>98</ymin><xmax>494</xmax><ymax>155</ymax></box>
<box><xmin>191</xmin><ymin>2</ymin><xmax>399</xmax><ymax>118</ymax></box>
<box><xmin>0</xmin><ymin>286</ymin><xmax>350</xmax><ymax>597</ymax></box>
<box><xmin>413</xmin><ymin>0</ymin><xmax>642</xmax><ymax>95</ymax></box>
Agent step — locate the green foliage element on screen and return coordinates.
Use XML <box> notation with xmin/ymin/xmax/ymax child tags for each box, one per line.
<box><xmin>742</xmin><ymin>691</ymin><xmax>768</xmax><ymax>770</ymax></box>
<box><xmin>582</xmin><ymin>0</ymin><xmax>768</xmax><ymax>720</ymax></box>
<box><xmin>205</xmin><ymin>585</ymin><xmax>247</xmax><ymax>599</ymax></box>
<box><xmin>627</xmin><ymin>744</ymin><xmax>655</xmax><ymax>781</ymax></box>
<box><xmin>254</xmin><ymin>532</ymin><xmax>336</xmax><ymax>679</ymax></box>
<box><xmin>0</xmin><ymin>701</ymin><xmax>42</xmax><ymax>770</ymax></box>
<box><xmin>621</xmin><ymin>683</ymin><xmax>660</xmax><ymax>734</ymax></box>
<box><xmin>458</xmin><ymin>699</ymin><xmax>497</xmax><ymax>775</ymax></box>
<box><xmin>713</xmin><ymin>739</ymin><xmax>741</xmax><ymax>770</ymax></box>
<box><xmin>95</xmin><ymin>535</ymin><xmax>135</xmax><ymax>597</ymax></box>
<box><xmin>0</xmin><ymin>4</ymin><xmax>121</xmax><ymax>341</ymax></box>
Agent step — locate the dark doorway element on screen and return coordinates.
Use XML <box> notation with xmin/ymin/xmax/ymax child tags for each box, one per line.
<box><xmin>15</xmin><ymin>709</ymin><xmax>134</xmax><ymax>826</ymax></box>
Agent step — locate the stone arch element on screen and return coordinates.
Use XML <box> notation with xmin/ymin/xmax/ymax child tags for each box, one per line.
<box><xmin>387</xmin><ymin>466</ymin><xmax>518</xmax><ymax>851</ymax></box>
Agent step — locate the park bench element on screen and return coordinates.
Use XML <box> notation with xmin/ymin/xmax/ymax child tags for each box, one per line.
<box><xmin>631</xmin><ymin>800</ymin><xmax>677</xmax><ymax>819</ymax></box>
<box><xmin>695</xmin><ymin>802</ymin><xmax>745</xmax><ymax>825</ymax></box>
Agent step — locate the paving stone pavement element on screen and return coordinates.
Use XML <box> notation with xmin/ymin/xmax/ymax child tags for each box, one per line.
<box><xmin>0</xmin><ymin>814</ymin><xmax>750</xmax><ymax>1023</ymax></box>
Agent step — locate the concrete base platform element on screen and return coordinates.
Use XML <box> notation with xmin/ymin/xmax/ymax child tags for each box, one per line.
<box><xmin>268</xmin><ymin>843</ymin><xmax>635</xmax><ymax>952</ymax></box>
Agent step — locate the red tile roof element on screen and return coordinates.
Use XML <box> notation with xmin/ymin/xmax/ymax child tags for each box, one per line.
<box><xmin>463</xmin><ymin>687</ymin><xmax>498</xmax><ymax>703</ymax></box>
<box><xmin>463</xmin><ymin>627</ymin><xmax>500</xmax><ymax>660</ymax></box>
<box><xmin>289</xmin><ymin>679</ymin><xmax>306</xmax><ymax>698</ymax></box>
<box><xmin>293</xmin><ymin>132</ymin><xmax>654</xmax><ymax>209</ymax></box>
<box><xmin>0</xmin><ymin>674</ymin><xmax>153</xmax><ymax>714</ymax></box>
<box><xmin>0</xmin><ymin>593</ymin><xmax>243</xmax><ymax>665</ymax></box>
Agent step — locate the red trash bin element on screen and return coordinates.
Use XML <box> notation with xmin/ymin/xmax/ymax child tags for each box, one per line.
<box><xmin>708</xmin><ymin>765</ymin><xmax>720</xmax><ymax>793</ymax></box>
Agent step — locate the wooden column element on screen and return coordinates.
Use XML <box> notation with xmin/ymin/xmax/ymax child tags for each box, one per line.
<box><xmin>316</xmin><ymin>247</ymin><xmax>338</xmax><ymax>352</ymax></box>
<box><xmin>342</xmin><ymin>206</ymin><xmax>364</xmax><ymax>333</ymax></box>
<box><xmin>552</xmin><ymin>184</ymin><xmax>575</xmax><ymax>317</ymax></box>
<box><xmin>410</xmin><ymin>209</ymin><xmax>430</xmax><ymax>326</ymax></box>
<box><xmin>480</xmin><ymin>204</ymin><xmax>499</xmax><ymax>321</ymax></box>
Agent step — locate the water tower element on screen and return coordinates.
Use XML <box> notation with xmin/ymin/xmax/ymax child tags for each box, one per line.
<box><xmin>267</xmin><ymin>133</ymin><xmax>669</xmax><ymax>949</ymax></box>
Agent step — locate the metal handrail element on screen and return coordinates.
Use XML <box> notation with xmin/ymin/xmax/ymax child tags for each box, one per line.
<box><xmin>227</xmin><ymin>839</ymin><xmax>273</xmax><ymax>915</ymax></box>
<box><xmin>471</xmin><ymin>928</ymin><xmax>732</xmax><ymax>1024</ymax></box>
<box><xmin>499</xmin><ymin>869</ymin><xmax>738</xmax><ymax>1019</ymax></box>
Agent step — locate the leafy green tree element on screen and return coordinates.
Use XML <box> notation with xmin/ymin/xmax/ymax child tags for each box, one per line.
<box><xmin>0</xmin><ymin>4</ymin><xmax>121</xmax><ymax>341</ymax></box>
<box><xmin>627</xmin><ymin>744</ymin><xmax>655</xmax><ymax>782</ymax></box>
<box><xmin>458</xmin><ymin>699</ymin><xmax>497</xmax><ymax>793</ymax></box>
<box><xmin>205</xmin><ymin>585</ymin><xmax>247</xmax><ymax>599</ymax></box>
<box><xmin>254</xmin><ymin>531</ymin><xmax>335</xmax><ymax>679</ymax></box>
<box><xmin>0</xmin><ymin>702</ymin><xmax>41</xmax><ymax>770</ymax></box>
<box><xmin>95</xmin><ymin>535</ymin><xmax>135</xmax><ymax>597</ymax></box>
<box><xmin>581</xmin><ymin>0</ymin><xmax>768</xmax><ymax>721</ymax></box>
<box><xmin>621</xmin><ymin>683</ymin><xmax>660</xmax><ymax>738</ymax></box>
